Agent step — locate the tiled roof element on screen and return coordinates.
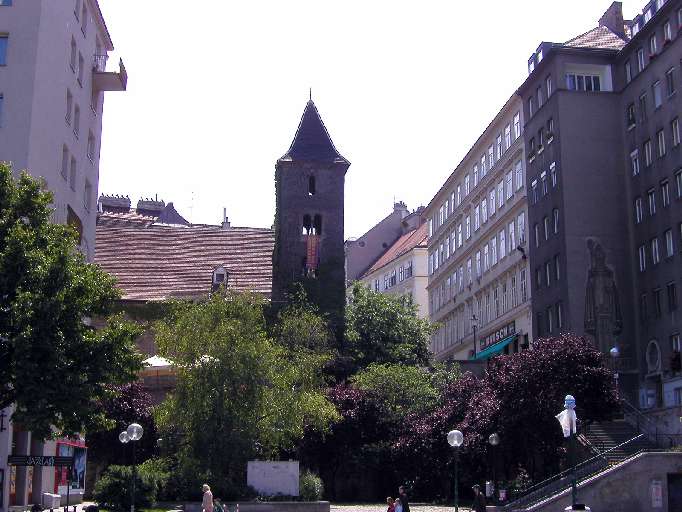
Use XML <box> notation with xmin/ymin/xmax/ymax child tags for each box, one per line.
<box><xmin>362</xmin><ymin>223</ymin><xmax>428</xmax><ymax>277</ymax></box>
<box><xmin>279</xmin><ymin>100</ymin><xmax>348</xmax><ymax>164</ymax></box>
<box><xmin>95</xmin><ymin>214</ymin><xmax>274</xmax><ymax>301</ymax></box>
<box><xmin>563</xmin><ymin>25</ymin><xmax>628</xmax><ymax>50</ymax></box>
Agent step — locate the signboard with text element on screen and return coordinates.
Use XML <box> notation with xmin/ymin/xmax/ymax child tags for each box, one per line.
<box><xmin>480</xmin><ymin>321</ymin><xmax>516</xmax><ymax>351</ymax></box>
<box><xmin>7</xmin><ymin>455</ymin><xmax>74</xmax><ymax>467</ymax></box>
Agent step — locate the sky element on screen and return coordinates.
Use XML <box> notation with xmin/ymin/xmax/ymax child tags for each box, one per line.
<box><xmin>97</xmin><ymin>0</ymin><xmax>643</xmax><ymax>239</ymax></box>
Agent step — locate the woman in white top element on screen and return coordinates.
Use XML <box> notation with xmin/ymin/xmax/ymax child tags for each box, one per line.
<box><xmin>202</xmin><ymin>484</ymin><xmax>214</xmax><ymax>512</ymax></box>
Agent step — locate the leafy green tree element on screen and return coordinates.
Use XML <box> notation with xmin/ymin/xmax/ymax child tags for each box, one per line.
<box><xmin>0</xmin><ymin>163</ymin><xmax>142</xmax><ymax>439</ymax></box>
<box><xmin>344</xmin><ymin>283</ymin><xmax>434</xmax><ymax>372</ymax></box>
<box><xmin>154</xmin><ymin>292</ymin><xmax>338</xmax><ymax>499</ymax></box>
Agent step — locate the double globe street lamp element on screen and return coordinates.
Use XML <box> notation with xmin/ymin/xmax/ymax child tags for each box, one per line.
<box><xmin>119</xmin><ymin>423</ymin><xmax>144</xmax><ymax>512</ymax></box>
<box><xmin>488</xmin><ymin>433</ymin><xmax>500</xmax><ymax>503</ymax></box>
<box><xmin>447</xmin><ymin>429</ymin><xmax>464</xmax><ymax>512</ymax></box>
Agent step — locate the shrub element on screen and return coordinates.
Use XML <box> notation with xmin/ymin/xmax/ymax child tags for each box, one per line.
<box><xmin>93</xmin><ymin>459</ymin><xmax>169</xmax><ymax>511</ymax></box>
<box><xmin>299</xmin><ymin>470</ymin><xmax>324</xmax><ymax>501</ymax></box>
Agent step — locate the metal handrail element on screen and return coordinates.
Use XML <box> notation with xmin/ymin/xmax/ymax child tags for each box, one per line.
<box><xmin>621</xmin><ymin>397</ymin><xmax>660</xmax><ymax>444</ymax></box>
<box><xmin>503</xmin><ymin>434</ymin><xmax>644</xmax><ymax>509</ymax></box>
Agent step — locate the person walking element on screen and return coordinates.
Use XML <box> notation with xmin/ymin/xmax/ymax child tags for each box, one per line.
<box><xmin>398</xmin><ymin>486</ymin><xmax>410</xmax><ymax>512</ymax></box>
<box><xmin>386</xmin><ymin>497</ymin><xmax>395</xmax><ymax>512</ymax></box>
<box><xmin>202</xmin><ymin>484</ymin><xmax>214</xmax><ymax>512</ymax></box>
<box><xmin>472</xmin><ymin>484</ymin><xmax>487</xmax><ymax>512</ymax></box>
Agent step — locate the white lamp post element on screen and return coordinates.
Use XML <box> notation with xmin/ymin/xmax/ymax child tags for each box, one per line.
<box><xmin>488</xmin><ymin>433</ymin><xmax>500</xmax><ymax>503</ymax></box>
<box><xmin>447</xmin><ymin>429</ymin><xmax>464</xmax><ymax>512</ymax></box>
<box><xmin>119</xmin><ymin>423</ymin><xmax>143</xmax><ymax>512</ymax></box>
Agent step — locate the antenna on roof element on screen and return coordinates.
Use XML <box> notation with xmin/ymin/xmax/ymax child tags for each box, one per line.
<box><xmin>309</xmin><ymin>87</ymin><xmax>312</xmax><ymax>101</ymax></box>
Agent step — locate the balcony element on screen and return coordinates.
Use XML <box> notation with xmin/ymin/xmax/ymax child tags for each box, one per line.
<box><xmin>92</xmin><ymin>54</ymin><xmax>127</xmax><ymax>92</ymax></box>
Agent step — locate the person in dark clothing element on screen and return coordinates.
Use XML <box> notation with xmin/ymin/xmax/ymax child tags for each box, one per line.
<box><xmin>398</xmin><ymin>486</ymin><xmax>410</xmax><ymax>512</ymax></box>
<box><xmin>472</xmin><ymin>484</ymin><xmax>486</xmax><ymax>512</ymax></box>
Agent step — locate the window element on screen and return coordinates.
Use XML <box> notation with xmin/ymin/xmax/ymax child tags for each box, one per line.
<box><xmin>653</xmin><ymin>81</ymin><xmax>662</xmax><ymax>108</ymax></box>
<box><xmin>547</xmin><ymin>306</ymin><xmax>554</xmax><ymax>333</ymax></box>
<box><xmin>665</xmin><ymin>229</ymin><xmax>674</xmax><ymax>257</ymax></box>
<box><xmin>528</xmin><ymin>96</ymin><xmax>535</xmax><ymax>117</ymax></box>
<box><xmin>557</xmin><ymin>301</ymin><xmax>564</xmax><ymax>329</ymax></box>
<box><xmin>481</xmin><ymin>199</ymin><xmax>487</xmax><ymax>223</ymax></box>
<box><xmin>483</xmin><ymin>244</ymin><xmax>489</xmax><ymax>271</ymax></box>
<box><xmin>547</xmin><ymin>117</ymin><xmax>554</xmax><ymax>138</ymax></box>
<box><xmin>631</xmin><ymin>149</ymin><xmax>640</xmax><ymax>175</ymax></box>
<box><xmin>550</xmin><ymin>162</ymin><xmax>557</xmax><ymax>187</ymax></box>
<box><xmin>627</xmin><ymin>103</ymin><xmax>636</xmax><ymax>127</ymax></box>
<box><xmin>69</xmin><ymin>156</ymin><xmax>77</xmax><ymax>191</ymax></box>
<box><xmin>84</xmin><ymin>179</ymin><xmax>92</xmax><ymax>211</ymax></box>
<box><xmin>457</xmin><ymin>224</ymin><xmax>462</xmax><ymax>247</ymax></box>
<box><xmin>673</xmin><ymin>333</ymin><xmax>681</xmax><ymax>352</ymax></box>
<box><xmin>654</xmin><ymin>288</ymin><xmax>662</xmax><ymax>317</ymax></box>
<box><xmin>505</xmin><ymin>124</ymin><xmax>511</xmax><ymax>148</ymax></box>
<box><xmin>520</xmin><ymin>269</ymin><xmax>527</xmax><ymax>302</ymax></box>
<box><xmin>553</xmin><ymin>209</ymin><xmax>559</xmax><ymax>234</ymax></box>
<box><xmin>500</xmin><ymin>230</ymin><xmax>506</xmax><ymax>259</ymax></box>
<box><xmin>652</xmin><ymin>237</ymin><xmax>661</xmax><ymax>265</ymax></box>
<box><xmin>518</xmin><ymin>212</ymin><xmax>526</xmax><ymax>244</ymax></box>
<box><xmin>0</xmin><ymin>35</ymin><xmax>8</xmax><ymax>66</ymax></box>
<box><xmin>456</xmin><ymin>184</ymin><xmax>461</xmax><ymax>205</ymax></box>
<box><xmin>465</xmin><ymin>174</ymin><xmax>470</xmax><ymax>195</ymax></box>
<box><xmin>546</xmin><ymin>75</ymin><xmax>553</xmax><ymax>97</ymax></box>
<box><xmin>662</xmin><ymin>180</ymin><xmax>670</xmax><ymax>207</ymax></box>
<box><xmin>666</xmin><ymin>68</ymin><xmax>676</xmax><ymax>96</ymax></box>
<box><xmin>673</xmin><ymin>118</ymin><xmax>680</xmax><ymax>146</ymax></box>
<box><xmin>488</xmin><ymin>145</ymin><xmax>494</xmax><ymax>168</ymax></box>
<box><xmin>537</xmin><ymin>86</ymin><xmax>543</xmax><ymax>108</ymax></box>
<box><xmin>480</xmin><ymin>155</ymin><xmax>486</xmax><ymax>176</ymax></box>
<box><xmin>374</xmin><ymin>279</ymin><xmax>379</xmax><ymax>292</ymax></box>
<box><xmin>514</xmin><ymin>112</ymin><xmax>521</xmax><ymax>139</ymax></box>
<box><xmin>497</xmin><ymin>180</ymin><xmax>504</xmax><ymax>208</ymax></box>
<box><xmin>534</xmin><ymin>223</ymin><xmax>540</xmax><ymax>248</ymax></box>
<box><xmin>476</xmin><ymin>251</ymin><xmax>481</xmax><ymax>277</ymax></box>
<box><xmin>639</xmin><ymin>244</ymin><xmax>647</xmax><ymax>271</ymax></box>
<box><xmin>0</xmin><ymin>0</ymin><xmax>12</xmax><ymax>5</ymax></box>
<box><xmin>543</xmin><ymin>216</ymin><xmax>550</xmax><ymax>240</ymax></box>
<box><xmin>506</xmin><ymin>171</ymin><xmax>513</xmax><ymax>200</ymax></box>
<box><xmin>531</xmin><ymin>179</ymin><xmax>538</xmax><ymax>203</ymax></box>
<box><xmin>554</xmin><ymin>254</ymin><xmax>561</xmax><ymax>281</ymax></box>
<box><xmin>73</xmin><ymin>104</ymin><xmax>80</xmax><ymax>137</ymax></box>
<box><xmin>664</xmin><ymin>20</ymin><xmax>672</xmax><ymax>41</ymax></box>
<box><xmin>541</xmin><ymin>171</ymin><xmax>548</xmax><ymax>195</ymax></box>
<box><xmin>473</xmin><ymin>165</ymin><xmax>479</xmax><ymax>187</ymax></box>
<box><xmin>467</xmin><ymin>258</ymin><xmax>472</xmax><ymax>284</ymax></box>
<box><xmin>644</xmin><ymin>140</ymin><xmax>653</xmax><ymax>167</ymax></box>
<box><xmin>639</xmin><ymin>93</ymin><xmax>648</xmax><ymax>121</ymax></box>
<box><xmin>545</xmin><ymin>261</ymin><xmax>551</xmax><ymax>286</ymax></box>
<box><xmin>509</xmin><ymin>220</ymin><xmax>516</xmax><ymax>251</ymax></box>
<box><xmin>66</xmin><ymin>89</ymin><xmax>73</xmax><ymax>124</ymax></box>
<box><xmin>625</xmin><ymin>61</ymin><xmax>632</xmax><ymax>84</ymax></box>
<box><xmin>77</xmin><ymin>53</ymin><xmax>84</xmax><ymax>86</ymax></box>
<box><xmin>61</xmin><ymin>145</ymin><xmax>69</xmax><ymax>180</ymax></box>
<box><xmin>489</xmin><ymin>188</ymin><xmax>496</xmax><ymax>215</ymax></box>
<box><xmin>677</xmin><ymin>170</ymin><xmax>682</xmax><ymax>198</ymax></box>
<box><xmin>491</xmin><ymin>236</ymin><xmax>497</xmax><ymax>265</ymax></box>
<box><xmin>496</xmin><ymin>135</ymin><xmax>502</xmax><ymax>159</ymax></box>
<box><xmin>474</xmin><ymin>206</ymin><xmax>480</xmax><ymax>231</ymax></box>
<box><xmin>536</xmin><ymin>267</ymin><xmax>542</xmax><ymax>289</ymax></box>
<box><xmin>538</xmin><ymin>127</ymin><xmax>544</xmax><ymax>150</ymax></box>
<box><xmin>515</xmin><ymin>161</ymin><xmax>524</xmax><ymax>190</ymax></box>
<box><xmin>465</xmin><ymin>215</ymin><xmax>471</xmax><ymax>240</ymax></box>
<box><xmin>658</xmin><ymin>129</ymin><xmax>666</xmax><ymax>157</ymax></box>
<box><xmin>635</xmin><ymin>197</ymin><xmax>643</xmax><ymax>224</ymax></box>
<box><xmin>637</xmin><ymin>48</ymin><xmax>645</xmax><ymax>72</ymax></box>
<box><xmin>650</xmin><ymin>34</ymin><xmax>658</xmax><ymax>56</ymax></box>
<box><xmin>648</xmin><ymin>188</ymin><xmax>657</xmax><ymax>215</ymax></box>
<box><xmin>87</xmin><ymin>132</ymin><xmax>95</xmax><ymax>161</ymax></box>
<box><xmin>566</xmin><ymin>73</ymin><xmax>601</xmax><ymax>91</ymax></box>
<box><xmin>640</xmin><ymin>293</ymin><xmax>648</xmax><ymax>323</ymax></box>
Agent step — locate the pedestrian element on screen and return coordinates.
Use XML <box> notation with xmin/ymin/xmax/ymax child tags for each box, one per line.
<box><xmin>386</xmin><ymin>497</ymin><xmax>395</xmax><ymax>512</ymax></box>
<box><xmin>398</xmin><ymin>485</ymin><xmax>410</xmax><ymax>512</ymax></box>
<box><xmin>472</xmin><ymin>484</ymin><xmax>486</xmax><ymax>512</ymax></box>
<box><xmin>213</xmin><ymin>498</ymin><xmax>224</xmax><ymax>512</ymax></box>
<box><xmin>394</xmin><ymin>497</ymin><xmax>402</xmax><ymax>512</ymax></box>
<box><xmin>202</xmin><ymin>484</ymin><xmax>214</xmax><ymax>512</ymax></box>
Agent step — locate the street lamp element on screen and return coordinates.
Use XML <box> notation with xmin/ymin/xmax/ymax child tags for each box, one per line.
<box><xmin>488</xmin><ymin>433</ymin><xmax>500</xmax><ymax>503</ymax></box>
<box><xmin>471</xmin><ymin>314</ymin><xmax>478</xmax><ymax>359</ymax></box>
<box><xmin>556</xmin><ymin>395</ymin><xmax>579</xmax><ymax>509</ymax></box>
<box><xmin>610</xmin><ymin>346</ymin><xmax>620</xmax><ymax>388</ymax></box>
<box><xmin>447</xmin><ymin>429</ymin><xmax>464</xmax><ymax>512</ymax></box>
<box><xmin>119</xmin><ymin>423</ymin><xmax>144</xmax><ymax>512</ymax></box>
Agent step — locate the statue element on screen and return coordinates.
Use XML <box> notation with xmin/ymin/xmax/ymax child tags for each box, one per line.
<box><xmin>584</xmin><ymin>239</ymin><xmax>622</xmax><ymax>353</ymax></box>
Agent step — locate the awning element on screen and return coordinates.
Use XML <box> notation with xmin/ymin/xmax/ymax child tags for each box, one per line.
<box><xmin>470</xmin><ymin>334</ymin><xmax>518</xmax><ymax>361</ymax></box>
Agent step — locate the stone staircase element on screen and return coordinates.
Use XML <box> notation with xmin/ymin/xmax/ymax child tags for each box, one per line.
<box><xmin>582</xmin><ymin>419</ymin><xmax>655</xmax><ymax>463</ymax></box>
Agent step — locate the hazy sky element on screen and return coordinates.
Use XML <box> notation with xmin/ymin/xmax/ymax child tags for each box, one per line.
<box><xmin>97</xmin><ymin>0</ymin><xmax>642</xmax><ymax>239</ymax></box>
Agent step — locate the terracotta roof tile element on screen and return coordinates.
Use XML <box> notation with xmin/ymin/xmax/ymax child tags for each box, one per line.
<box><xmin>95</xmin><ymin>212</ymin><xmax>274</xmax><ymax>301</ymax></box>
<box><xmin>362</xmin><ymin>223</ymin><xmax>428</xmax><ymax>277</ymax></box>
<box><xmin>564</xmin><ymin>25</ymin><xmax>628</xmax><ymax>50</ymax></box>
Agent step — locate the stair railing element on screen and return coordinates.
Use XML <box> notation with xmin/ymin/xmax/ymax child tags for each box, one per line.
<box><xmin>621</xmin><ymin>397</ymin><xmax>660</xmax><ymax>446</ymax></box>
<box><xmin>503</xmin><ymin>434</ymin><xmax>644</xmax><ymax>511</ymax></box>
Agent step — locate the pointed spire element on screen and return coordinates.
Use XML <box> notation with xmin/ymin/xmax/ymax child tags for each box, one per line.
<box><xmin>279</xmin><ymin>100</ymin><xmax>348</xmax><ymax>164</ymax></box>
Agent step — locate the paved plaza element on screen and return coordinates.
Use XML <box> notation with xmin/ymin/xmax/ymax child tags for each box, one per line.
<box><xmin>331</xmin><ymin>504</ymin><xmax>472</xmax><ymax>512</ymax></box>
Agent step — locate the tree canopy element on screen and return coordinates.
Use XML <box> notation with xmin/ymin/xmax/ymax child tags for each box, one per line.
<box><xmin>0</xmin><ymin>163</ymin><xmax>142</xmax><ymax>439</ymax></box>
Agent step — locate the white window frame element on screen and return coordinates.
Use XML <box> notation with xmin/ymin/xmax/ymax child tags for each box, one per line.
<box><xmin>652</xmin><ymin>238</ymin><xmax>660</xmax><ymax>265</ymax></box>
<box><xmin>513</xmin><ymin>112</ymin><xmax>521</xmax><ymax>139</ymax></box>
<box><xmin>635</xmin><ymin>197</ymin><xmax>643</xmax><ymax>224</ymax></box>
<box><xmin>639</xmin><ymin>245</ymin><xmax>646</xmax><ymax>271</ymax></box>
<box><xmin>515</xmin><ymin>161</ymin><xmax>523</xmax><ymax>190</ymax></box>
<box><xmin>665</xmin><ymin>229</ymin><xmax>674</xmax><ymax>257</ymax></box>
<box><xmin>631</xmin><ymin>149</ymin><xmax>640</xmax><ymax>175</ymax></box>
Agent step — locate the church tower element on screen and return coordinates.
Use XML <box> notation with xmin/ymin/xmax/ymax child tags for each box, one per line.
<box><xmin>272</xmin><ymin>100</ymin><xmax>349</xmax><ymax>331</ymax></box>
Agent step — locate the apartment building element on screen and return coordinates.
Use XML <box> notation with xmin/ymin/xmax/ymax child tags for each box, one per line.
<box><xmin>357</xmin><ymin>206</ymin><xmax>429</xmax><ymax>318</ymax></box>
<box><xmin>424</xmin><ymin>94</ymin><xmax>532</xmax><ymax>361</ymax></box>
<box><xmin>0</xmin><ymin>2</ymin><xmax>126</xmax><ymax>510</ymax></box>
<box><xmin>0</xmin><ymin>0</ymin><xmax>126</xmax><ymax>261</ymax></box>
<box><xmin>520</xmin><ymin>0</ymin><xmax>681</xmax><ymax>410</ymax></box>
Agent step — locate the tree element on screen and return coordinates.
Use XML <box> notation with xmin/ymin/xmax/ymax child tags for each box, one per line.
<box><xmin>344</xmin><ymin>283</ymin><xmax>433</xmax><ymax>373</ymax></box>
<box><xmin>0</xmin><ymin>164</ymin><xmax>142</xmax><ymax>439</ymax></box>
<box><xmin>153</xmin><ymin>292</ymin><xmax>338</xmax><ymax>499</ymax></box>
<box><xmin>398</xmin><ymin>334</ymin><xmax>620</xmax><ymax>498</ymax></box>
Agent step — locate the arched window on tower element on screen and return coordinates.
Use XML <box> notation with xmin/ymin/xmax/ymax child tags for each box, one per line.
<box><xmin>308</xmin><ymin>176</ymin><xmax>316</xmax><ymax>196</ymax></box>
<box><xmin>302</xmin><ymin>214</ymin><xmax>312</xmax><ymax>235</ymax></box>
<box><xmin>313</xmin><ymin>214</ymin><xmax>322</xmax><ymax>235</ymax></box>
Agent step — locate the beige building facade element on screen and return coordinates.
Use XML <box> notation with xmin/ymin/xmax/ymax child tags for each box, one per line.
<box><xmin>0</xmin><ymin>2</ymin><xmax>126</xmax><ymax>510</ymax></box>
<box><xmin>424</xmin><ymin>94</ymin><xmax>533</xmax><ymax>361</ymax></box>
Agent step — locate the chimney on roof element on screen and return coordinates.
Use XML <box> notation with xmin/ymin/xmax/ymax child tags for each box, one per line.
<box><xmin>599</xmin><ymin>1</ymin><xmax>625</xmax><ymax>38</ymax></box>
<box><xmin>98</xmin><ymin>194</ymin><xmax>131</xmax><ymax>213</ymax></box>
<box><xmin>136</xmin><ymin>197</ymin><xmax>166</xmax><ymax>217</ymax></box>
<box><xmin>221</xmin><ymin>207</ymin><xmax>231</xmax><ymax>229</ymax></box>
<box><xmin>393</xmin><ymin>201</ymin><xmax>409</xmax><ymax>218</ymax></box>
